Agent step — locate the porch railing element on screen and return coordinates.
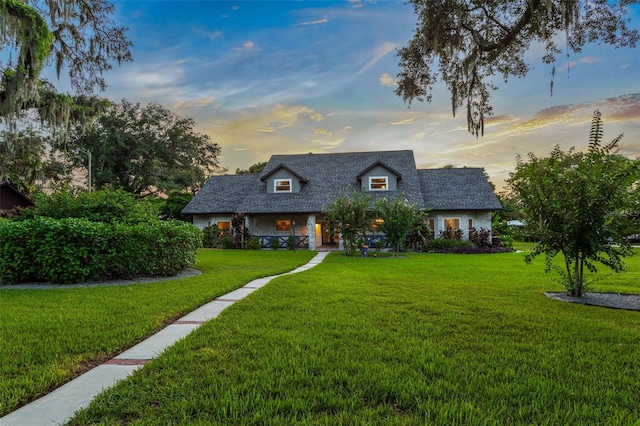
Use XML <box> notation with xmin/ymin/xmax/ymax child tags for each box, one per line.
<box><xmin>257</xmin><ymin>235</ymin><xmax>309</xmax><ymax>249</ymax></box>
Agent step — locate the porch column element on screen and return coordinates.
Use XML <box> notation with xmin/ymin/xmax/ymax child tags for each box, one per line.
<box><xmin>307</xmin><ymin>214</ymin><xmax>316</xmax><ymax>250</ymax></box>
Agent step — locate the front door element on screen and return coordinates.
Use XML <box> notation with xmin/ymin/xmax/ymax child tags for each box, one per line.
<box><xmin>321</xmin><ymin>224</ymin><xmax>339</xmax><ymax>246</ymax></box>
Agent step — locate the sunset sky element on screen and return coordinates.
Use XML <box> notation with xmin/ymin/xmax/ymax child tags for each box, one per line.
<box><xmin>49</xmin><ymin>1</ymin><xmax>640</xmax><ymax>190</ymax></box>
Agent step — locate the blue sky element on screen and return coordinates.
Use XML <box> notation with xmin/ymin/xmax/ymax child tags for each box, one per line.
<box><xmin>56</xmin><ymin>1</ymin><xmax>640</xmax><ymax>190</ymax></box>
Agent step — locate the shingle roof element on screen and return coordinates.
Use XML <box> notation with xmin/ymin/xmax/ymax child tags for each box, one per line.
<box><xmin>418</xmin><ymin>168</ymin><xmax>502</xmax><ymax>211</ymax></box>
<box><xmin>181</xmin><ymin>174</ymin><xmax>257</xmax><ymax>214</ymax></box>
<box><xmin>182</xmin><ymin>151</ymin><xmax>502</xmax><ymax>215</ymax></box>
<box><xmin>259</xmin><ymin>164</ymin><xmax>308</xmax><ymax>183</ymax></box>
<box><xmin>251</xmin><ymin>150</ymin><xmax>423</xmax><ymax>213</ymax></box>
<box><xmin>356</xmin><ymin>160</ymin><xmax>402</xmax><ymax>180</ymax></box>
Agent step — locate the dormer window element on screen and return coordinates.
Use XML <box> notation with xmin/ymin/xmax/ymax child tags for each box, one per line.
<box><xmin>369</xmin><ymin>176</ymin><xmax>388</xmax><ymax>191</ymax></box>
<box><xmin>274</xmin><ymin>179</ymin><xmax>292</xmax><ymax>193</ymax></box>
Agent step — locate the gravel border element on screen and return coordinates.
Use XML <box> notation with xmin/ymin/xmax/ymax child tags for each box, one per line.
<box><xmin>545</xmin><ymin>292</ymin><xmax>640</xmax><ymax>311</ymax></box>
<box><xmin>0</xmin><ymin>268</ymin><xmax>203</xmax><ymax>290</ymax></box>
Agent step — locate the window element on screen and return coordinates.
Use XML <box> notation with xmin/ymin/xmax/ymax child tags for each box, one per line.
<box><xmin>444</xmin><ymin>218</ymin><xmax>460</xmax><ymax>231</ymax></box>
<box><xmin>274</xmin><ymin>179</ymin><xmax>292</xmax><ymax>193</ymax></box>
<box><xmin>276</xmin><ymin>220</ymin><xmax>291</xmax><ymax>231</ymax></box>
<box><xmin>217</xmin><ymin>221</ymin><xmax>231</xmax><ymax>234</ymax></box>
<box><xmin>373</xmin><ymin>218</ymin><xmax>384</xmax><ymax>230</ymax></box>
<box><xmin>369</xmin><ymin>176</ymin><xmax>388</xmax><ymax>190</ymax></box>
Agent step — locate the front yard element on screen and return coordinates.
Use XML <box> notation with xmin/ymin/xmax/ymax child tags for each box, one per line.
<box><xmin>2</xmin><ymin>246</ymin><xmax>639</xmax><ymax>424</ymax></box>
<box><xmin>72</xmin><ymin>247</ymin><xmax>640</xmax><ymax>425</ymax></box>
<box><xmin>0</xmin><ymin>250</ymin><xmax>315</xmax><ymax>417</ymax></box>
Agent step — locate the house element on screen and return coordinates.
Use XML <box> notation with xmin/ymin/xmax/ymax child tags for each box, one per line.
<box><xmin>0</xmin><ymin>181</ymin><xmax>34</xmax><ymax>216</ymax></box>
<box><xmin>182</xmin><ymin>150</ymin><xmax>502</xmax><ymax>249</ymax></box>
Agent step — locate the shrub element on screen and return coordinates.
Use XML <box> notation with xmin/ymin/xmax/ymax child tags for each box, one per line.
<box><xmin>500</xmin><ymin>235</ymin><xmax>515</xmax><ymax>249</ymax></box>
<box><xmin>220</xmin><ymin>235</ymin><xmax>236</xmax><ymax>249</ymax></box>
<box><xmin>469</xmin><ymin>227</ymin><xmax>492</xmax><ymax>247</ymax></box>
<box><xmin>269</xmin><ymin>237</ymin><xmax>280</xmax><ymax>250</ymax></box>
<box><xmin>13</xmin><ymin>188</ymin><xmax>158</xmax><ymax>224</ymax></box>
<box><xmin>0</xmin><ymin>218</ymin><xmax>202</xmax><ymax>284</ymax></box>
<box><xmin>439</xmin><ymin>228</ymin><xmax>462</xmax><ymax>240</ymax></box>
<box><xmin>246</xmin><ymin>237</ymin><xmax>262</xmax><ymax>250</ymax></box>
<box><xmin>202</xmin><ymin>224</ymin><xmax>222</xmax><ymax>248</ymax></box>
<box><xmin>442</xmin><ymin>245</ymin><xmax>514</xmax><ymax>254</ymax></box>
<box><xmin>426</xmin><ymin>238</ymin><xmax>473</xmax><ymax>252</ymax></box>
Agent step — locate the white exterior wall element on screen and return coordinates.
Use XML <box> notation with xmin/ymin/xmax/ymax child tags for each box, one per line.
<box><xmin>248</xmin><ymin>214</ymin><xmax>310</xmax><ymax>237</ymax></box>
<box><xmin>427</xmin><ymin>211</ymin><xmax>493</xmax><ymax>240</ymax></box>
<box><xmin>193</xmin><ymin>211</ymin><xmax>494</xmax><ymax>246</ymax></box>
<box><xmin>192</xmin><ymin>215</ymin><xmax>233</xmax><ymax>231</ymax></box>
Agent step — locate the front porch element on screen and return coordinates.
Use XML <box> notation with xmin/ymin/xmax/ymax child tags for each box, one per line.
<box><xmin>246</xmin><ymin>213</ymin><xmax>329</xmax><ymax>250</ymax></box>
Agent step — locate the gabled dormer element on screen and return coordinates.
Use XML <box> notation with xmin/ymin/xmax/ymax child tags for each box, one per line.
<box><xmin>260</xmin><ymin>164</ymin><xmax>308</xmax><ymax>194</ymax></box>
<box><xmin>357</xmin><ymin>160</ymin><xmax>402</xmax><ymax>192</ymax></box>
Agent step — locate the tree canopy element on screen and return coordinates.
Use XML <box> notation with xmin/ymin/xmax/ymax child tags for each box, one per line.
<box><xmin>322</xmin><ymin>188</ymin><xmax>373</xmax><ymax>256</ymax></box>
<box><xmin>506</xmin><ymin>111</ymin><xmax>640</xmax><ymax>297</ymax></box>
<box><xmin>236</xmin><ymin>161</ymin><xmax>267</xmax><ymax>175</ymax></box>
<box><xmin>62</xmin><ymin>100</ymin><xmax>222</xmax><ymax>196</ymax></box>
<box><xmin>374</xmin><ymin>196</ymin><xmax>423</xmax><ymax>255</ymax></box>
<box><xmin>396</xmin><ymin>1</ymin><xmax>639</xmax><ymax>136</ymax></box>
<box><xmin>0</xmin><ymin>123</ymin><xmax>68</xmax><ymax>194</ymax></box>
<box><xmin>0</xmin><ymin>0</ymin><xmax>131</xmax><ymax>125</ymax></box>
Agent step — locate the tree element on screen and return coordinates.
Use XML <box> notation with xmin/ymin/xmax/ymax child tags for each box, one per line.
<box><xmin>236</xmin><ymin>161</ymin><xmax>267</xmax><ymax>175</ymax></box>
<box><xmin>506</xmin><ymin>111</ymin><xmax>640</xmax><ymax>297</ymax></box>
<box><xmin>160</xmin><ymin>191</ymin><xmax>194</xmax><ymax>222</ymax></box>
<box><xmin>62</xmin><ymin>100</ymin><xmax>222</xmax><ymax>196</ymax></box>
<box><xmin>374</xmin><ymin>196</ymin><xmax>422</xmax><ymax>255</ymax></box>
<box><xmin>322</xmin><ymin>188</ymin><xmax>374</xmax><ymax>256</ymax></box>
<box><xmin>0</xmin><ymin>124</ymin><xmax>69</xmax><ymax>194</ymax></box>
<box><xmin>0</xmin><ymin>0</ymin><xmax>132</xmax><ymax>122</ymax></box>
<box><xmin>16</xmin><ymin>187</ymin><xmax>159</xmax><ymax>224</ymax></box>
<box><xmin>396</xmin><ymin>1</ymin><xmax>639</xmax><ymax>137</ymax></box>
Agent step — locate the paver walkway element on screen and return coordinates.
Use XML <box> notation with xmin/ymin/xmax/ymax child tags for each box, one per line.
<box><xmin>1</xmin><ymin>251</ymin><xmax>329</xmax><ymax>426</ymax></box>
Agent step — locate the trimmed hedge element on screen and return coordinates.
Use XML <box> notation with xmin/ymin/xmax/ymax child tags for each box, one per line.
<box><xmin>0</xmin><ymin>218</ymin><xmax>203</xmax><ymax>284</ymax></box>
<box><xmin>426</xmin><ymin>238</ymin><xmax>474</xmax><ymax>251</ymax></box>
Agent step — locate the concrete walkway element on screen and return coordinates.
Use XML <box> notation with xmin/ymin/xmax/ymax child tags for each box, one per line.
<box><xmin>1</xmin><ymin>252</ymin><xmax>330</xmax><ymax>426</ymax></box>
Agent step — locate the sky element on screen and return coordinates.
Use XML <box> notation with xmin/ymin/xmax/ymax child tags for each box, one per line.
<box><xmin>49</xmin><ymin>0</ymin><xmax>640</xmax><ymax>190</ymax></box>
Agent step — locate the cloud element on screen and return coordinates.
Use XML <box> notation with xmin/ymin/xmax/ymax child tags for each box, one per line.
<box><xmin>379</xmin><ymin>73</ymin><xmax>396</xmax><ymax>87</ymax></box>
<box><xmin>199</xmin><ymin>104</ymin><xmax>338</xmax><ymax>172</ymax></box>
<box><xmin>357</xmin><ymin>42</ymin><xmax>397</xmax><ymax>74</ymax></box>
<box><xmin>232</xmin><ymin>104</ymin><xmax>325</xmax><ymax>135</ymax></box>
<box><xmin>561</xmin><ymin>55</ymin><xmax>602</xmax><ymax>69</ymax></box>
<box><xmin>236</xmin><ymin>41</ymin><xmax>255</xmax><ymax>51</ymax></box>
<box><xmin>580</xmin><ymin>56</ymin><xmax>601</xmax><ymax>64</ymax></box>
<box><xmin>313</xmin><ymin>128</ymin><xmax>333</xmax><ymax>136</ymax></box>
<box><xmin>308</xmin><ymin>112</ymin><xmax>324</xmax><ymax>122</ymax></box>
<box><xmin>172</xmin><ymin>96</ymin><xmax>217</xmax><ymax>109</ymax></box>
<box><xmin>194</xmin><ymin>28</ymin><xmax>222</xmax><ymax>42</ymax></box>
<box><xmin>599</xmin><ymin>93</ymin><xmax>640</xmax><ymax>122</ymax></box>
<box><xmin>125</xmin><ymin>70</ymin><xmax>180</xmax><ymax>87</ymax></box>
<box><xmin>297</xmin><ymin>16</ymin><xmax>329</xmax><ymax>26</ymax></box>
<box><xmin>391</xmin><ymin>117</ymin><xmax>415</xmax><ymax>125</ymax></box>
<box><xmin>483</xmin><ymin>114</ymin><xmax>520</xmax><ymax>128</ymax></box>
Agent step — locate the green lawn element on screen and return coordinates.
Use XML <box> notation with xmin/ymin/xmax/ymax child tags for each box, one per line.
<box><xmin>0</xmin><ymin>250</ymin><xmax>315</xmax><ymax>417</ymax></box>
<box><xmin>65</xmin><ymin>249</ymin><xmax>640</xmax><ymax>425</ymax></box>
